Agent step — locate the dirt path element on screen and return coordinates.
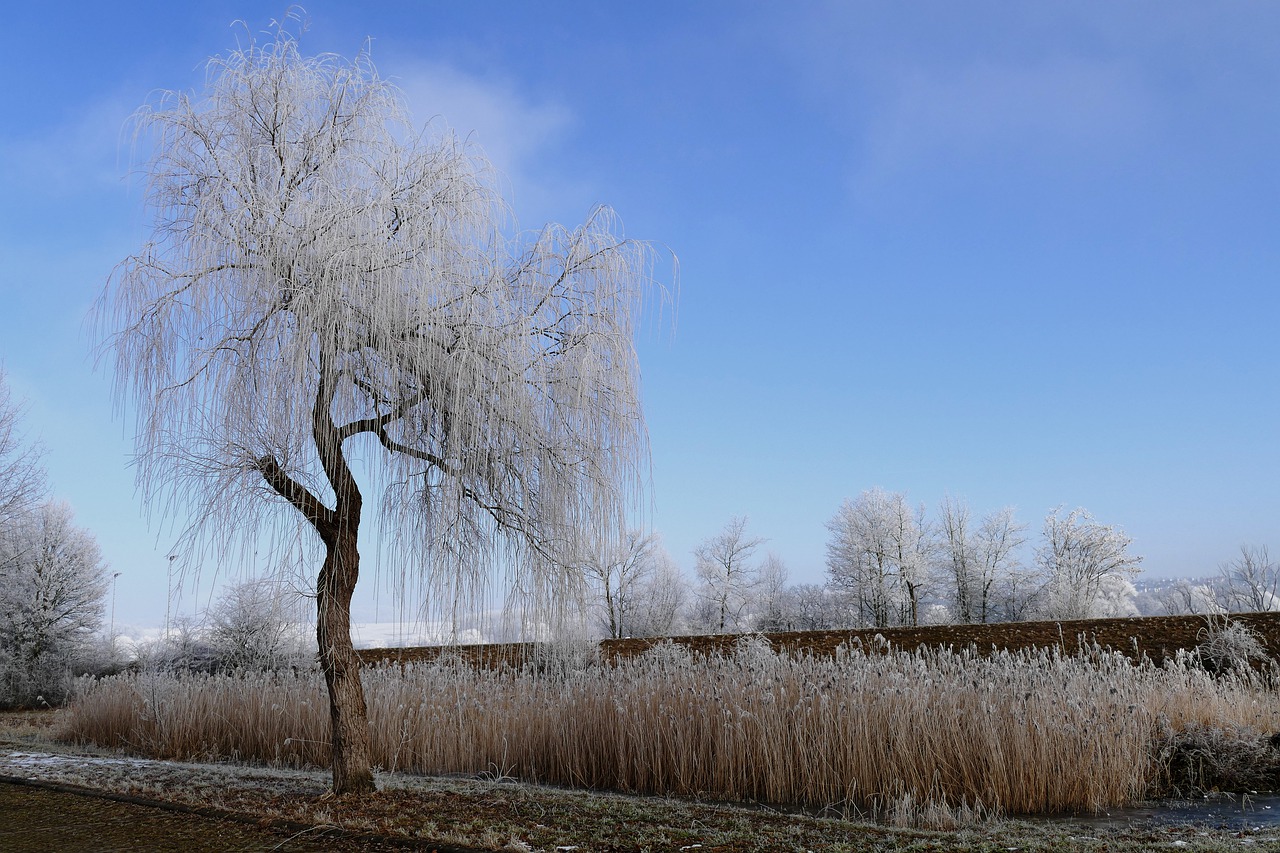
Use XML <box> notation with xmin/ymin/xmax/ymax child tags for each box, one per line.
<box><xmin>0</xmin><ymin>779</ymin><xmax>405</xmax><ymax>852</ymax></box>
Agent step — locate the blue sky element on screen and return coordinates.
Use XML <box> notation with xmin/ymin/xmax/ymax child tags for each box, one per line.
<box><xmin>2</xmin><ymin>2</ymin><xmax>1279</xmax><ymax>631</ymax></box>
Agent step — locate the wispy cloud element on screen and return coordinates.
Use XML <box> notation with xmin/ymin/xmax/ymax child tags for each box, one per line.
<box><xmin>0</xmin><ymin>94</ymin><xmax>137</xmax><ymax>201</ymax></box>
<box><xmin>752</xmin><ymin>4</ymin><xmax>1164</xmax><ymax>204</ymax></box>
<box><xmin>858</xmin><ymin>58</ymin><xmax>1152</xmax><ymax>184</ymax></box>
<box><xmin>388</xmin><ymin>62</ymin><xmax>586</xmax><ymax>227</ymax></box>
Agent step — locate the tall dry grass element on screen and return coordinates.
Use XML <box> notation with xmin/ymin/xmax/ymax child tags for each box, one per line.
<box><xmin>60</xmin><ymin>638</ymin><xmax>1280</xmax><ymax>819</ymax></box>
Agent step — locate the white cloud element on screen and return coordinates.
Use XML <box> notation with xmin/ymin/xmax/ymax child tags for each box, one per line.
<box><xmin>388</xmin><ymin>62</ymin><xmax>587</xmax><ymax>227</ymax></box>
<box><xmin>2</xmin><ymin>61</ymin><xmax>587</xmax><ymax>229</ymax></box>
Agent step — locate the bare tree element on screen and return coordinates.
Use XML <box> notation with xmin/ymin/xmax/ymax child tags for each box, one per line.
<box><xmin>937</xmin><ymin>497</ymin><xmax>978</xmax><ymax>622</ymax></box>
<box><xmin>1151</xmin><ymin>579</ymin><xmax>1226</xmax><ymax>616</ymax></box>
<box><xmin>208</xmin><ymin>577</ymin><xmax>309</xmax><ymax>670</ymax></box>
<box><xmin>938</xmin><ymin>499</ymin><xmax>1030</xmax><ymax>625</ymax></box>
<box><xmin>826</xmin><ymin>491</ymin><xmax>896</xmax><ymax>627</ymax></box>
<box><xmin>826</xmin><ymin>488</ymin><xmax>931</xmax><ymax>627</ymax></box>
<box><xmin>972</xmin><ymin>507</ymin><xmax>1028</xmax><ymax>623</ymax></box>
<box><xmin>990</xmin><ymin>562</ymin><xmax>1042</xmax><ymax>622</ymax></box>
<box><xmin>0</xmin><ymin>501</ymin><xmax>108</xmax><ymax>706</ymax></box>
<box><xmin>784</xmin><ymin>583</ymin><xmax>847</xmax><ymax>631</ymax></box>
<box><xmin>98</xmin><ymin>29</ymin><xmax>663</xmax><ymax>794</ymax></box>
<box><xmin>578</xmin><ymin>529</ymin><xmax>665</xmax><ymax>639</ymax></box>
<box><xmin>1216</xmin><ymin>545</ymin><xmax>1280</xmax><ymax>613</ymax></box>
<box><xmin>625</xmin><ymin>547</ymin><xmax>688</xmax><ymax>637</ymax></box>
<box><xmin>752</xmin><ymin>552</ymin><xmax>790</xmax><ymax>632</ymax></box>
<box><xmin>1035</xmin><ymin>507</ymin><xmax>1142</xmax><ymax>620</ymax></box>
<box><xmin>890</xmin><ymin>498</ymin><xmax>934</xmax><ymax>626</ymax></box>
<box><xmin>692</xmin><ymin>516</ymin><xmax>764</xmax><ymax>633</ymax></box>
<box><xmin>0</xmin><ymin>372</ymin><xmax>47</xmax><ymax>527</ymax></box>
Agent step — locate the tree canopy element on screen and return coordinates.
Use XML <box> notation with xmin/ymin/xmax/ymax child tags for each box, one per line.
<box><xmin>100</xmin><ymin>29</ymin><xmax>667</xmax><ymax>793</ymax></box>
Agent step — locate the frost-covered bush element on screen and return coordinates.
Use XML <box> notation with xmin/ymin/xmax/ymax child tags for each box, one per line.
<box><xmin>1195</xmin><ymin>616</ymin><xmax>1270</xmax><ymax>675</ymax></box>
<box><xmin>206</xmin><ymin>579</ymin><xmax>311</xmax><ymax>672</ymax></box>
<box><xmin>0</xmin><ymin>502</ymin><xmax>108</xmax><ymax>707</ymax></box>
<box><xmin>1153</xmin><ymin>720</ymin><xmax>1280</xmax><ymax>795</ymax></box>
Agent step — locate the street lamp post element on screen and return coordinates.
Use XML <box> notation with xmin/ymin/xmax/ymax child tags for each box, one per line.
<box><xmin>109</xmin><ymin>571</ymin><xmax>122</xmax><ymax>656</ymax></box>
<box><xmin>165</xmin><ymin>554</ymin><xmax>178</xmax><ymax>639</ymax></box>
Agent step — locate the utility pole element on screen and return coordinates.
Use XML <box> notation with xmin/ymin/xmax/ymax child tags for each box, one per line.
<box><xmin>109</xmin><ymin>571</ymin><xmax>122</xmax><ymax>656</ymax></box>
<box><xmin>165</xmin><ymin>554</ymin><xmax>178</xmax><ymax>638</ymax></box>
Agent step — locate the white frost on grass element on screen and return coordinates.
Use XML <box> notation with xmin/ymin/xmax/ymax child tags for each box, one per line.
<box><xmin>1</xmin><ymin>750</ymin><xmax>165</xmax><ymax>771</ymax></box>
<box><xmin>0</xmin><ymin>746</ymin><xmax>333</xmax><ymax>797</ymax></box>
<box><xmin>0</xmin><ymin>745</ymin><xmax>543</xmax><ymax>802</ymax></box>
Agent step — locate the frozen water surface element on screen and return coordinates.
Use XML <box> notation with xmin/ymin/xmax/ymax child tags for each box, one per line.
<box><xmin>1047</xmin><ymin>792</ymin><xmax>1280</xmax><ymax>830</ymax></box>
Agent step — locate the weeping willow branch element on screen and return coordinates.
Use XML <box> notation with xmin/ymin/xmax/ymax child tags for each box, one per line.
<box><xmin>96</xmin><ymin>25</ymin><xmax>672</xmax><ymax>625</ymax></box>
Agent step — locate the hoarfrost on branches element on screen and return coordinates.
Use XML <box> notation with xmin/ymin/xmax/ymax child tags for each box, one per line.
<box><xmin>0</xmin><ymin>372</ymin><xmax>46</xmax><ymax>527</ymax></box>
<box><xmin>692</xmin><ymin>516</ymin><xmax>764</xmax><ymax>634</ymax></box>
<box><xmin>825</xmin><ymin>488</ymin><xmax>933</xmax><ymax>628</ymax></box>
<box><xmin>937</xmin><ymin>498</ymin><xmax>1027</xmax><ymax>624</ymax></box>
<box><xmin>208</xmin><ymin>577</ymin><xmax>310</xmax><ymax>671</ymax></box>
<box><xmin>1035</xmin><ymin>506</ymin><xmax>1142</xmax><ymax>620</ymax></box>
<box><xmin>578</xmin><ymin>529</ymin><xmax>687</xmax><ymax>638</ymax></box>
<box><xmin>1215</xmin><ymin>545</ymin><xmax>1280</xmax><ymax>613</ymax></box>
<box><xmin>97</xmin><ymin>28</ymin><xmax>668</xmax><ymax>793</ymax></box>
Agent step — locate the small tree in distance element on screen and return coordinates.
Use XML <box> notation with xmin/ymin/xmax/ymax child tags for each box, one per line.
<box><xmin>1036</xmin><ymin>506</ymin><xmax>1142</xmax><ymax>620</ymax></box>
<box><xmin>626</xmin><ymin>549</ymin><xmax>689</xmax><ymax>637</ymax></box>
<box><xmin>579</xmin><ymin>529</ymin><xmax>665</xmax><ymax>639</ymax></box>
<box><xmin>826</xmin><ymin>488</ymin><xmax>932</xmax><ymax>627</ymax></box>
<box><xmin>1216</xmin><ymin>545</ymin><xmax>1280</xmax><ymax>613</ymax></box>
<box><xmin>99</xmin><ymin>26</ymin><xmax>665</xmax><ymax>794</ymax></box>
<box><xmin>752</xmin><ymin>552</ymin><xmax>791</xmax><ymax>632</ymax></box>
<box><xmin>692</xmin><ymin>516</ymin><xmax>764</xmax><ymax>633</ymax></box>
<box><xmin>937</xmin><ymin>498</ymin><xmax>1027</xmax><ymax>624</ymax></box>
<box><xmin>208</xmin><ymin>578</ymin><xmax>309</xmax><ymax>671</ymax></box>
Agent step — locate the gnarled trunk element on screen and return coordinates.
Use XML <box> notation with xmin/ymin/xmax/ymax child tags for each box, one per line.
<box><xmin>316</xmin><ymin>517</ymin><xmax>375</xmax><ymax>795</ymax></box>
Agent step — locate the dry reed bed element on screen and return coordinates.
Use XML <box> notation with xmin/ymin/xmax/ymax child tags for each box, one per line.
<box><xmin>60</xmin><ymin>640</ymin><xmax>1280</xmax><ymax>818</ymax></box>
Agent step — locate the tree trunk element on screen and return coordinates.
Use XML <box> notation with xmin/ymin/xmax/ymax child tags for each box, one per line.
<box><xmin>317</xmin><ymin>522</ymin><xmax>376</xmax><ymax>795</ymax></box>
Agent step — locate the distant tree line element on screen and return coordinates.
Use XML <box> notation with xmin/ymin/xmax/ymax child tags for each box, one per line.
<box><xmin>1136</xmin><ymin>544</ymin><xmax>1280</xmax><ymax>617</ymax></box>
<box><xmin>574</xmin><ymin>488</ymin><xmax>1279</xmax><ymax>639</ymax></box>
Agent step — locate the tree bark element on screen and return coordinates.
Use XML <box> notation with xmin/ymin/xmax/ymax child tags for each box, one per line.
<box><xmin>257</xmin><ymin>449</ymin><xmax>375</xmax><ymax>794</ymax></box>
<box><xmin>316</xmin><ymin>519</ymin><xmax>376</xmax><ymax>795</ymax></box>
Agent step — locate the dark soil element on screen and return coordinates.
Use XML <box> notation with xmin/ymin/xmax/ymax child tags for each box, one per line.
<box><xmin>0</xmin><ymin>780</ymin><xmax>422</xmax><ymax>852</ymax></box>
<box><xmin>357</xmin><ymin>612</ymin><xmax>1280</xmax><ymax>669</ymax></box>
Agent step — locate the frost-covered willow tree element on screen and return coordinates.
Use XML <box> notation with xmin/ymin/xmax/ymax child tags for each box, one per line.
<box><xmin>99</xmin><ymin>33</ymin><xmax>663</xmax><ymax>795</ymax></box>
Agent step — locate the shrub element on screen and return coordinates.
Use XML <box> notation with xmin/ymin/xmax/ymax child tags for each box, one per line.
<box><xmin>1195</xmin><ymin>616</ymin><xmax>1271</xmax><ymax>675</ymax></box>
<box><xmin>1153</xmin><ymin>720</ymin><xmax>1280</xmax><ymax>795</ymax></box>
